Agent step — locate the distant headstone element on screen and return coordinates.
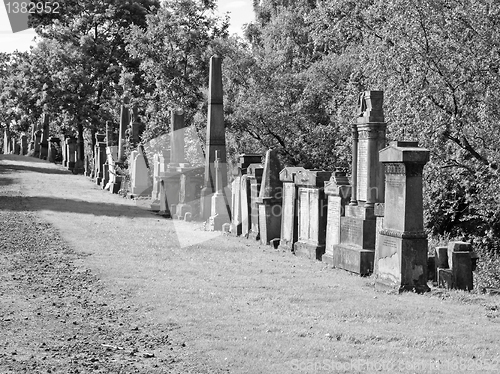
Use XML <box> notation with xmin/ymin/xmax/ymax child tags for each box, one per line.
<box><xmin>20</xmin><ymin>134</ymin><xmax>28</xmax><ymax>155</ymax></box>
<box><xmin>247</xmin><ymin>163</ymin><xmax>264</xmax><ymax>240</ymax></box>
<box><xmin>39</xmin><ymin>114</ymin><xmax>50</xmax><ymax>160</ymax></box>
<box><xmin>129</xmin><ymin>150</ymin><xmax>151</xmax><ymax>196</ymax></box>
<box><xmin>118</xmin><ymin>95</ymin><xmax>130</xmax><ymax>162</ymax></box>
<box><xmin>208</xmin><ymin>151</ymin><xmax>231</xmax><ymax>230</ymax></box>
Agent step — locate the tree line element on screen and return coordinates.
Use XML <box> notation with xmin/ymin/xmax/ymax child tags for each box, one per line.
<box><xmin>1</xmin><ymin>0</ymin><xmax>500</xmax><ymax>274</ymax></box>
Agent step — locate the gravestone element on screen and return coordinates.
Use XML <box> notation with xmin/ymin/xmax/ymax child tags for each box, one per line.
<box><xmin>200</xmin><ymin>56</ymin><xmax>229</xmax><ymax>220</ymax></box>
<box><xmin>47</xmin><ymin>137</ymin><xmax>60</xmax><ymax>162</ymax></box>
<box><xmin>208</xmin><ymin>151</ymin><xmax>231</xmax><ymax>230</ymax></box>
<box><xmin>278</xmin><ymin>167</ymin><xmax>306</xmax><ymax>252</ymax></box>
<box><xmin>129</xmin><ymin>149</ymin><xmax>151</xmax><ymax>196</ymax></box>
<box><xmin>323</xmin><ymin>170</ymin><xmax>351</xmax><ymax>264</ymax></box>
<box><xmin>34</xmin><ymin>130</ymin><xmax>42</xmax><ymax>157</ymax></box>
<box><xmin>293</xmin><ymin>169</ymin><xmax>332</xmax><ymax>260</ymax></box>
<box><xmin>20</xmin><ymin>134</ymin><xmax>28</xmax><ymax>155</ymax></box>
<box><xmin>39</xmin><ymin>114</ymin><xmax>50</xmax><ymax>160</ymax></box>
<box><xmin>257</xmin><ymin>150</ymin><xmax>283</xmax><ymax>245</ymax></box>
<box><xmin>94</xmin><ymin>134</ymin><xmax>106</xmax><ymax>185</ymax></box>
<box><xmin>130</xmin><ymin>104</ymin><xmax>141</xmax><ymax>147</ymax></box>
<box><xmin>374</xmin><ymin>141</ymin><xmax>430</xmax><ymax>292</ymax></box>
<box><xmin>66</xmin><ymin>138</ymin><xmax>77</xmax><ymax>171</ymax></box>
<box><xmin>247</xmin><ymin>163</ymin><xmax>264</xmax><ymax>240</ymax></box>
<box><xmin>151</xmin><ymin>153</ymin><xmax>169</xmax><ymax>211</ymax></box>
<box><xmin>118</xmin><ymin>96</ymin><xmax>130</xmax><ymax>162</ymax></box>
<box><xmin>12</xmin><ymin>139</ymin><xmax>20</xmax><ymax>155</ymax></box>
<box><xmin>331</xmin><ymin>91</ymin><xmax>387</xmax><ymax>275</ymax></box>
<box><xmin>104</xmin><ymin>146</ymin><xmax>121</xmax><ymax>194</ymax></box>
<box><xmin>3</xmin><ymin>129</ymin><xmax>10</xmax><ymax>154</ymax></box>
<box><xmin>231</xmin><ymin>154</ymin><xmax>263</xmax><ymax>236</ymax></box>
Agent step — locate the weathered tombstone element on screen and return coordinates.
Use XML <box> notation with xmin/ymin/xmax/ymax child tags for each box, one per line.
<box><xmin>47</xmin><ymin>137</ymin><xmax>60</xmax><ymax>162</ymax></box>
<box><xmin>257</xmin><ymin>150</ymin><xmax>283</xmax><ymax>245</ymax></box>
<box><xmin>374</xmin><ymin>141</ymin><xmax>430</xmax><ymax>292</ymax></box>
<box><xmin>200</xmin><ymin>56</ymin><xmax>228</xmax><ymax>220</ymax></box>
<box><xmin>3</xmin><ymin>129</ymin><xmax>11</xmax><ymax>154</ymax></box>
<box><xmin>33</xmin><ymin>130</ymin><xmax>42</xmax><ymax>157</ymax></box>
<box><xmin>231</xmin><ymin>154</ymin><xmax>262</xmax><ymax>236</ymax></box>
<box><xmin>67</xmin><ymin>138</ymin><xmax>77</xmax><ymax>170</ymax></box>
<box><xmin>332</xmin><ymin>91</ymin><xmax>387</xmax><ymax>275</ymax></box>
<box><xmin>39</xmin><ymin>114</ymin><xmax>50</xmax><ymax>159</ymax></box>
<box><xmin>240</xmin><ymin>175</ymin><xmax>252</xmax><ymax>237</ymax></box>
<box><xmin>129</xmin><ymin>104</ymin><xmax>141</xmax><ymax>147</ymax></box>
<box><xmin>176</xmin><ymin>170</ymin><xmax>203</xmax><ymax>219</ymax></box>
<box><xmin>13</xmin><ymin>138</ymin><xmax>20</xmax><ymax>155</ymax></box>
<box><xmin>20</xmin><ymin>134</ymin><xmax>28</xmax><ymax>155</ymax></box>
<box><xmin>118</xmin><ymin>96</ymin><xmax>130</xmax><ymax>162</ymax></box>
<box><xmin>208</xmin><ymin>151</ymin><xmax>231</xmax><ymax>230</ymax></box>
<box><xmin>94</xmin><ymin>134</ymin><xmax>106</xmax><ymax>185</ymax></box>
<box><xmin>247</xmin><ymin>163</ymin><xmax>264</xmax><ymax>240</ymax></box>
<box><xmin>129</xmin><ymin>149</ymin><xmax>151</xmax><ymax>196</ymax></box>
<box><xmin>323</xmin><ymin>170</ymin><xmax>351</xmax><ymax>264</ymax></box>
<box><xmin>278</xmin><ymin>167</ymin><xmax>306</xmax><ymax>251</ymax></box>
<box><xmin>293</xmin><ymin>169</ymin><xmax>332</xmax><ymax>260</ymax></box>
<box><xmin>104</xmin><ymin>146</ymin><xmax>121</xmax><ymax>193</ymax></box>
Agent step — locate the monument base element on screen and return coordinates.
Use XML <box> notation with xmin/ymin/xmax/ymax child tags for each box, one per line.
<box><xmin>230</xmin><ymin>223</ymin><xmax>241</xmax><ymax>236</ymax></box>
<box><xmin>277</xmin><ymin>239</ymin><xmax>294</xmax><ymax>252</ymax></box>
<box><xmin>150</xmin><ymin>200</ymin><xmax>160</xmax><ymax>212</ymax></box>
<box><xmin>375</xmin><ymin>278</ymin><xmax>430</xmax><ymax>294</ymax></box>
<box><xmin>247</xmin><ymin>230</ymin><xmax>260</xmax><ymax>241</ymax></box>
<box><xmin>294</xmin><ymin>241</ymin><xmax>325</xmax><ymax>261</ymax></box>
<box><xmin>331</xmin><ymin>244</ymin><xmax>375</xmax><ymax>276</ymax></box>
<box><xmin>207</xmin><ymin>213</ymin><xmax>229</xmax><ymax>231</ymax></box>
<box><xmin>321</xmin><ymin>252</ymin><xmax>334</xmax><ymax>266</ymax></box>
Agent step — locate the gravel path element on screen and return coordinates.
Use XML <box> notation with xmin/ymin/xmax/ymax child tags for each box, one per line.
<box><xmin>0</xmin><ymin>155</ymin><xmax>222</xmax><ymax>373</ymax></box>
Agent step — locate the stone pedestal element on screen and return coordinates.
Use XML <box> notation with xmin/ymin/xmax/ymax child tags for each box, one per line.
<box><xmin>247</xmin><ymin>163</ymin><xmax>264</xmax><ymax>240</ymax></box>
<box><xmin>374</xmin><ymin>141</ymin><xmax>430</xmax><ymax>292</ymax></box>
<box><xmin>278</xmin><ymin>167</ymin><xmax>306</xmax><ymax>251</ymax></box>
<box><xmin>293</xmin><ymin>170</ymin><xmax>331</xmax><ymax>260</ymax></box>
<box><xmin>332</xmin><ymin>91</ymin><xmax>386</xmax><ymax>275</ymax></box>
<box><xmin>208</xmin><ymin>151</ymin><xmax>231</xmax><ymax>231</ymax></box>
<box><xmin>322</xmin><ymin>170</ymin><xmax>351</xmax><ymax>265</ymax></box>
<box><xmin>104</xmin><ymin>146</ymin><xmax>121</xmax><ymax>194</ymax></box>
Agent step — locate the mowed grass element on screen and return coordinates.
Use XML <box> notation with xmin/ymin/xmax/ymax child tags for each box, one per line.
<box><xmin>5</xmin><ymin>154</ymin><xmax>500</xmax><ymax>373</ymax></box>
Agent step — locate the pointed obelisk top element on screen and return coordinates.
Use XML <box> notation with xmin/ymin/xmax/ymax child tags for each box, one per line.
<box><xmin>208</xmin><ymin>55</ymin><xmax>223</xmax><ymax>105</ymax></box>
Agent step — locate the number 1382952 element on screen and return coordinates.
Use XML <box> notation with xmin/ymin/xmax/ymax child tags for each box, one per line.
<box><xmin>5</xmin><ymin>2</ymin><xmax>60</xmax><ymax>14</ymax></box>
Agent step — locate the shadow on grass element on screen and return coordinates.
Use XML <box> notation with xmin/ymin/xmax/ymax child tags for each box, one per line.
<box><xmin>0</xmin><ymin>155</ymin><xmax>70</xmax><ymax>176</ymax></box>
<box><xmin>0</xmin><ymin>195</ymin><xmax>159</xmax><ymax>219</ymax></box>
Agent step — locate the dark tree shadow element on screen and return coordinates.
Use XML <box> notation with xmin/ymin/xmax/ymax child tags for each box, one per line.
<box><xmin>0</xmin><ymin>194</ymin><xmax>160</xmax><ymax>219</ymax></box>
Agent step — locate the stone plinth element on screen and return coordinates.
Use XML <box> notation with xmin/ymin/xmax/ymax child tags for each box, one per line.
<box><xmin>322</xmin><ymin>170</ymin><xmax>351</xmax><ymax>265</ymax></box>
<box><xmin>247</xmin><ymin>163</ymin><xmax>264</xmax><ymax>240</ymax></box>
<box><xmin>278</xmin><ymin>167</ymin><xmax>306</xmax><ymax>251</ymax></box>
<box><xmin>293</xmin><ymin>169</ymin><xmax>332</xmax><ymax>260</ymax></box>
<box><xmin>208</xmin><ymin>151</ymin><xmax>231</xmax><ymax>231</ymax></box>
<box><xmin>374</xmin><ymin>141</ymin><xmax>430</xmax><ymax>293</ymax></box>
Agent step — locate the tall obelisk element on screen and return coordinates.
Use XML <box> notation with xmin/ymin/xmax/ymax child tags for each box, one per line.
<box><xmin>200</xmin><ymin>56</ymin><xmax>228</xmax><ymax>220</ymax></box>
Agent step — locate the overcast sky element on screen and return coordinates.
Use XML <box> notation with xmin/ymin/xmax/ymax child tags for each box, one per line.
<box><xmin>0</xmin><ymin>0</ymin><xmax>254</xmax><ymax>54</ymax></box>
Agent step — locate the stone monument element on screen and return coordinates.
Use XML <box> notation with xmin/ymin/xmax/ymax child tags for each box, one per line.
<box><xmin>293</xmin><ymin>169</ymin><xmax>332</xmax><ymax>260</ymax></box>
<box><xmin>375</xmin><ymin>141</ymin><xmax>430</xmax><ymax>292</ymax></box>
<box><xmin>247</xmin><ymin>163</ymin><xmax>264</xmax><ymax>240</ymax></box>
<box><xmin>94</xmin><ymin>134</ymin><xmax>107</xmax><ymax>185</ymax></box>
<box><xmin>322</xmin><ymin>170</ymin><xmax>351</xmax><ymax>265</ymax></box>
<box><xmin>200</xmin><ymin>56</ymin><xmax>229</xmax><ymax>220</ymax></box>
<box><xmin>208</xmin><ymin>151</ymin><xmax>231</xmax><ymax>230</ymax></box>
<box><xmin>257</xmin><ymin>150</ymin><xmax>283</xmax><ymax>245</ymax></box>
<box><xmin>20</xmin><ymin>134</ymin><xmax>28</xmax><ymax>155</ymax></box>
<box><xmin>118</xmin><ymin>95</ymin><xmax>130</xmax><ymax>162</ymax></box>
<box><xmin>331</xmin><ymin>91</ymin><xmax>387</xmax><ymax>275</ymax></box>
<box><xmin>39</xmin><ymin>114</ymin><xmax>50</xmax><ymax>160</ymax></box>
<box><xmin>278</xmin><ymin>167</ymin><xmax>306</xmax><ymax>251</ymax></box>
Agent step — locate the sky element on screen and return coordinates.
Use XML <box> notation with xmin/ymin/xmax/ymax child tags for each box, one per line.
<box><xmin>0</xmin><ymin>0</ymin><xmax>255</xmax><ymax>54</ymax></box>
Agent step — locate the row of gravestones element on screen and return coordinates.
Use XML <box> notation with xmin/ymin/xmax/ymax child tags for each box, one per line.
<box><xmin>217</xmin><ymin>91</ymin><xmax>479</xmax><ymax>293</ymax></box>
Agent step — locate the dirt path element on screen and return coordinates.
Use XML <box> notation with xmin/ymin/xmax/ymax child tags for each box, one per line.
<box><xmin>1</xmin><ymin>154</ymin><xmax>500</xmax><ymax>374</ymax></box>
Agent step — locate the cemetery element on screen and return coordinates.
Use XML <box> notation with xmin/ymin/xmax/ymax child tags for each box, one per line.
<box><xmin>0</xmin><ymin>55</ymin><xmax>482</xmax><ymax>294</ymax></box>
<box><xmin>2</xmin><ymin>0</ymin><xmax>500</xmax><ymax>371</ymax></box>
